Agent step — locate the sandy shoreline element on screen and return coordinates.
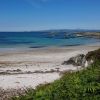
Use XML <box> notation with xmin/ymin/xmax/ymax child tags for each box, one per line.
<box><xmin>0</xmin><ymin>44</ymin><xmax>100</xmax><ymax>99</ymax></box>
<box><xmin>0</xmin><ymin>45</ymin><xmax>100</xmax><ymax>89</ymax></box>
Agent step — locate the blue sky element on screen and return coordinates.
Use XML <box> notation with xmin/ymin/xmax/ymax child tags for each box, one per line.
<box><xmin>0</xmin><ymin>0</ymin><xmax>100</xmax><ymax>31</ymax></box>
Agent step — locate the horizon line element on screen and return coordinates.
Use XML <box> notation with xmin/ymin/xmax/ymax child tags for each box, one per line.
<box><xmin>0</xmin><ymin>28</ymin><xmax>100</xmax><ymax>32</ymax></box>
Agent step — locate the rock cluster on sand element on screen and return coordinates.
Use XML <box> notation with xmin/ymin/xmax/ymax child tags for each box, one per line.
<box><xmin>62</xmin><ymin>50</ymin><xmax>98</xmax><ymax>67</ymax></box>
<box><xmin>62</xmin><ymin>54</ymin><xmax>86</xmax><ymax>67</ymax></box>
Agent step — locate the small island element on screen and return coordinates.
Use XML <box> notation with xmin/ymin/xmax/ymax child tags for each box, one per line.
<box><xmin>75</xmin><ymin>32</ymin><xmax>100</xmax><ymax>38</ymax></box>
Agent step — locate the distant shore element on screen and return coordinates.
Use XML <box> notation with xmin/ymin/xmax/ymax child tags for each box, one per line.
<box><xmin>75</xmin><ymin>32</ymin><xmax>100</xmax><ymax>39</ymax></box>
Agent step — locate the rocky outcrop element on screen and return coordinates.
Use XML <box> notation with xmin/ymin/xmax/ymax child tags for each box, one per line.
<box><xmin>62</xmin><ymin>48</ymin><xmax>100</xmax><ymax>67</ymax></box>
<box><xmin>86</xmin><ymin>48</ymin><xmax>100</xmax><ymax>61</ymax></box>
<box><xmin>62</xmin><ymin>54</ymin><xmax>86</xmax><ymax>67</ymax></box>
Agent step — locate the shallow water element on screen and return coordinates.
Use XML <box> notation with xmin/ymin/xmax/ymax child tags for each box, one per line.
<box><xmin>0</xmin><ymin>31</ymin><xmax>99</xmax><ymax>48</ymax></box>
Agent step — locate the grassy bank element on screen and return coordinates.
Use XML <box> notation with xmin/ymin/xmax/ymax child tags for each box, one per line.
<box><xmin>12</xmin><ymin>49</ymin><xmax>100</xmax><ymax>100</ymax></box>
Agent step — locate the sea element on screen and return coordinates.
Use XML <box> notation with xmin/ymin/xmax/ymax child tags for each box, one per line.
<box><xmin>0</xmin><ymin>30</ymin><xmax>100</xmax><ymax>49</ymax></box>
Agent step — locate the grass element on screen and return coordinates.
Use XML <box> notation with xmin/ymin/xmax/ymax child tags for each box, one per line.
<box><xmin>12</xmin><ymin>49</ymin><xmax>100</xmax><ymax>100</ymax></box>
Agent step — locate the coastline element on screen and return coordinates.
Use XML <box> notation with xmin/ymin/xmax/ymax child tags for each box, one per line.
<box><xmin>0</xmin><ymin>43</ymin><xmax>100</xmax><ymax>99</ymax></box>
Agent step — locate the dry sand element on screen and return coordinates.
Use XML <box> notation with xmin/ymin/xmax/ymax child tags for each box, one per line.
<box><xmin>0</xmin><ymin>44</ymin><xmax>99</xmax><ymax>99</ymax></box>
<box><xmin>0</xmin><ymin>44</ymin><xmax>99</xmax><ymax>90</ymax></box>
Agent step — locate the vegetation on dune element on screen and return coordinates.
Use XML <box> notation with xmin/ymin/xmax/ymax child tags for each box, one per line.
<box><xmin>12</xmin><ymin>49</ymin><xmax>100</xmax><ymax>100</ymax></box>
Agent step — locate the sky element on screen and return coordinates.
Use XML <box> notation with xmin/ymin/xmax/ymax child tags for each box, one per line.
<box><xmin>0</xmin><ymin>0</ymin><xmax>100</xmax><ymax>31</ymax></box>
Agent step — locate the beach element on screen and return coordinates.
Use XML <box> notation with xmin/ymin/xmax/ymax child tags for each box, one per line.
<box><xmin>0</xmin><ymin>44</ymin><xmax>100</xmax><ymax>99</ymax></box>
<box><xmin>0</xmin><ymin>44</ymin><xmax>100</xmax><ymax>89</ymax></box>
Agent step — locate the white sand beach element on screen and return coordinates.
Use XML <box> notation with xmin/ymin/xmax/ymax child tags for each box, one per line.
<box><xmin>0</xmin><ymin>44</ymin><xmax>99</xmax><ymax>90</ymax></box>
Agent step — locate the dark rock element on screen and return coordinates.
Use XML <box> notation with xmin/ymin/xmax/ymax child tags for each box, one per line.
<box><xmin>62</xmin><ymin>48</ymin><xmax>100</xmax><ymax>67</ymax></box>
<box><xmin>62</xmin><ymin>54</ymin><xmax>86</xmax><ymax>67</ymax></box>
<box><xmin>86</xmin><ymin>48</ymin><xmax>100</xmax><ymax>61</ymax></box>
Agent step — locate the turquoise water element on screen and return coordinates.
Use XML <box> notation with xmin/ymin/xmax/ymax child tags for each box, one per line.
<box><xmin>0</xmin><ymin>32</ymin><xmax>99</xmax><ymax>48</ymax></box>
